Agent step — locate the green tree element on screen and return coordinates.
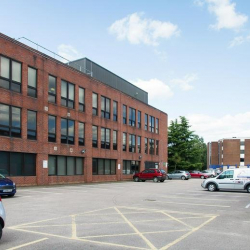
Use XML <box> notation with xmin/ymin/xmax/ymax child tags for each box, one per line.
<box><xmin>168</xmin><ymin>116</ymin><xmax>207</xmax><ymax>171</ymax></box>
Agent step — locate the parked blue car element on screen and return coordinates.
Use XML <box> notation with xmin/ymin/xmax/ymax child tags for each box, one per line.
<box><xmin>0</xmin><ymin>174</ymin><xmax>16</xmax><ymax>197</ymax></box>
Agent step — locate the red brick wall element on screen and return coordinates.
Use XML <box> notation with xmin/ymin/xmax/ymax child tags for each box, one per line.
<box><xmin>0</xmin><ymin>33</ymin><xmax>168</xmax><ymax>186</ymax></box>
<box><xmin>222</xmin><ymin>139</ymin><xmax>240</xmax><ymax>165</ymax></box>
<box><xmin>211</xmin><ymin>142</ymin><xmax>219</xmax><ymax>165</ymax></box>
<box><xmin>244</xmin><ymin>139</ymin><xmax>250</xmax><ymax>165</ymax></box>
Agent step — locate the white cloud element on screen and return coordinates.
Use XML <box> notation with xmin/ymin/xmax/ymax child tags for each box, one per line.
<box><xmin>153</xmin><ymin>49</ymin><xmax>168</xmax><ymax>61</ymax></box>
<box><xmin>131</xmin><ymin>79</ymin><xmax>173</xmax><ymax>108</ymax></box>
<box><xmin>57</xmin><ymin>44</ymin><xmax>83</xmax><ymax>62</ymax></box>
<box><xmin>194</xmin><ymin>0</ymin><xmax>205</xmax><ymax>6</ymax></box>
<box><xmin>182</xmin><ymin>112</ymin><xmax>250</xmax><ymax>142</ymax></box>
<box><xmin>228</xmin><ymin>36</ymin><xmax>244</xmax><ymax>47</ymax></box>
<box><xmin>170</xmin><ymin>74</ymin><xmax>198</xmax><ymax>91</ymax></box>
<box><xmin>108</xmin><ymin>12</ymin><xmax>180</xmax><ymax>46</ymax></box>
<box><xmin>196</xmin><ymin>0</ymin><xmax>248</xmax><ymax>31</ymax></box>
<box><xmin>228</xmin><ymin>34</ymin><xmax>250</xmax><ymax>47</ymax></box>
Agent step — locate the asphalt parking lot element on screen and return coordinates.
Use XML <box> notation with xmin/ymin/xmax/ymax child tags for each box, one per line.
<box><xmin>1</xmin><ymin>178</ymin><xmax>250</xmax><ymax>250</ymax></box>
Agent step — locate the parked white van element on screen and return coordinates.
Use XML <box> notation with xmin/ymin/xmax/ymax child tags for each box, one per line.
<box><xmin>201</xmin><ymin>168</ymin><xmax>250</xmax><ymax>192</ymax></box>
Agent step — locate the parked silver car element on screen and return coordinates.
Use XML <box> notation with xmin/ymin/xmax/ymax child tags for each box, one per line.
<box><xmin>167</xmin><ymin>170</ymin><xmax>191</xmax><ymax>180</ymax></box>
<box><xmin>0</xmin><ymin>196</ymin><xmax>6</xmax><ymax>239</ymax></box>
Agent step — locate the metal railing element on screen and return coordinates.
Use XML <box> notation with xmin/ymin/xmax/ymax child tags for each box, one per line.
<box><xmin>15</xmin><ymin>37</ymin><xmax>92</xmax><ymax>76</ymax></box>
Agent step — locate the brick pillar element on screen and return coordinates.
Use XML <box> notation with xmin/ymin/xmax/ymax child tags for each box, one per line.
<box><xmin>37</xmin><ymin>153</ymin><xmax>49</xmax><ymax>185</ymax></box>
<box><xmin>85</xmin><ymin>156</ymin><xmax>93</xmax><ymax>183</ymax></box>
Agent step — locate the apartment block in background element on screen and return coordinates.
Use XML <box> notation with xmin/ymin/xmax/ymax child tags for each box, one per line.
<box><xmin>207</xmin><ymin>137</ymin><xmax>250</xmax><ymax>170</ymax></box>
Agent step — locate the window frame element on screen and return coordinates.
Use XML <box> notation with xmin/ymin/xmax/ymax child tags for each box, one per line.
<box><xmin>149</xmin><ymin>116</ymin><xmax>155</xmax><ymax>133</ymax></box>
<box><xmin>78</xmin><ymin>122</ymin><xmax>85</xmax><ymax>146</ymax></box>
<box><xmin>113</xmin><ymin>101</ymin><xmax>118</xmax><ymax>121</ymax></box>
<box><xmin>145</xmin><ymin>114</ymin><xmax>148</xmax><ymax>130</ymax></box>
<box><xmin>123</xmin><ymin>105</ymin><xmax>127</xmax><ymax>124</ymax></box>
<box><xmin>149</xmin><ymin>139</ymin><xmax>155</xmax><ymax>155</ymax></box>
<box><xmin>61</xmin><ymin>80</ymin><xmax>75</xmax><ymax>109</ymax></box>
<box><xmin>48</xmin><ymin>115</ymin><xmax>56</xmax><ymax>142</ymax></box>
<box><xmin>61</xmin><ymin>118</ymin><xmax>75</xmax><ymax>145</ymax></box>
<box><xmin>48</xmin><ymin>155</ymin><xmax>83</xmax><ymax>176</ymax></box>
<box><xmin>27</xmin><ymin>110</ymin><xmax>37</xmax><ymax>140</ymax></box>
<box><xmin>48</xmin><ymin>75</ymin><xmax>57</xmax><ymax>103</ymax></box>
<box><xmin>79</xmin><ymin>87</ymin><xmax>85</xmax><ymax>112</ymax></box>
<box><xmin>113</xmin><ymin>130</ymin><xmax>117</xmax><ymax>150</ymax></box>
<box><xmin>0</xmin><ymin>151</ymin><xmax>36</xmax><ymax>176</ymax></box>
<box><xmin>28</xmin><ymin>66</ymin><xmax>37</xmax><ymax>98</ymax></box>
<box><xmin>145</xmin><ymin>138</ymin><xmax>148</xmax><ymax>154</ymax></box>
<box><xmin>0</xmin><ymin>55</ymin><xmax>22</xmax><ymax>93</ymax></box>
<box><xmin>101</xmin><ymin>127</ymin><xmax>111</xmax><ymax>149</ymax></box>
<box><xmin>137</xmin><ymin>111</ymin><xmax>141</xmax><ymax>128</ymax></box>
<box><xmin>123</xmin><ymin>160</ymin><xmax>140</xmax><ymax>175</ymax></box>
<box><xmin>92</xmin><ymin>125</ymin><xmax>98</xmax><ymax>148</ymax></box>
<box><xmin>92</xmin><ymin>93</ymin><xmax>98</xmax><ymax>116</ymax></box>
<box><xmin>92</xmin><ymin>158</ymin><xmax>116</xmax><ymax>175</ymax></box>
<box><xmin>101</xmin><ymin>96</ymin><xmax>111</xmax><ymax>119</ymax></box>
<box><xmin>129</xmin><ymin>107</ymin><xmax>136</xmax><ymax>127</ymax></box>
<box><xmin>137</xmin><ymin>136</ymin><xmax>141</xmax><ymax>153</ymax></box>
<box><xmin>123</xmin><ymin>132</ymin><xmax>127</xmax><ymax>152</ymax></box>
<box><xmin>0</xmin><ymin>104</ymin><xmax>21</xmax><ymax>138</ymax></box>
<box><xmin>156</xmin><ymin>118</ymin><xmax>159</xmax><ymax>134</ymax></box>
<box><xmin>129</xmin><ymin>134</ymin><xmax>136</xmax><ymax>153</ymax></box>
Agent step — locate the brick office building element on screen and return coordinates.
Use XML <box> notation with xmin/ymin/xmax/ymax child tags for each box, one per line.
<box><xmin>207</xmin><ymin>137</ymin><xmax>250</xmax><ymax>170</ymax></box>
<box><xmin>0</xmin><ymin>32</ymin><xmax>168</xmax><ymax>186</ymax></box>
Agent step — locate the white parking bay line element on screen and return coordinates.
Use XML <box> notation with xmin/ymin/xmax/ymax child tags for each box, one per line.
<box><xmin>6</xmin><ymin>238</ymin><xmax>48</xmax><ymax>250</ymax></box>
<box><xmin>245</xmin><ymin>203</ymin><xmax>250</xmax><ymax>208</ymax></box>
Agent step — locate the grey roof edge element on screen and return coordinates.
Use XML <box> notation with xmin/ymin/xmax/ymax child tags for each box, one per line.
<box><xmin>69</xmin><ymin>57</ymin><xmax>148</xmax><ymax>95</ymax></box>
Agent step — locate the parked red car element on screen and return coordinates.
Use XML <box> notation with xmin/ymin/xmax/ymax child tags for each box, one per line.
<box><xmin>189</xmin><ymin>170</ymin><xmax>212</xmax><ymax>179</ymax></box>
<box><xmin>133</xmin><ymin>169</ymin><xmax>166</xmax><ymax>182</ymax></box>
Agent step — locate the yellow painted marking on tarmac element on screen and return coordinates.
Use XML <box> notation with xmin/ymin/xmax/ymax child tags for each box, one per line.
<box><xmin>9</xmin><ymin>216</ymin><xmax>68</xmax><ymax>229</ymax></box>
<box><xmin>10</xmin><ymin>228</ymin><xmax>148</xmax><ymax>250</ymax></box>
<box><xmin>18</xmin><ymin>218</ymin><xmax>176</xmax><ymax>228</ymax></box>
<box><xmin>160</xmin><ymin>216</ymin><xmax>217</xmax><ymax>250</ymax></box>
<box><xmin>10</xmin><ymin>206</ymin><xmax>115</xmax><ymax>229</ymax></box>
<box><xmin>161</xmin><ymin>212</ymin><xmax>193</xmax><ymax>229</ymax></box>
<box><xmin>117</xmin><ymin>206</ymin><xmax>218</xmax><ymax>216</ymax></box>
<box><xmin>152</xmin><ymin>200</ymin><xmax>230</xmax><ymax>208</ymax></box>
<box><xmin>79</xmin><ymin>229</ymin><xmax>189</xmax><ymax>239</ymax></box>
<box><xmin>114</xmin><ymin>207</ymin><xmax>157</xmax><ymax>250</ymax></box>
<box><xmin>9</xmin><ymin>206</ymin><xmax>218</xmax><ymax>250</ymax></box>
<box><xmin>6</xmin><ymin>238</ymin><xmax>48</xmax><ymax>250</ymax></box>
<box><xmin>70</xmin><ymin>206</ymin><xmax>115</xmax><ymax>216</ymax></box>
<box><xmin>71</xmin><ymin>215</ymin><xmax>77</xmax><ymax>239</ymax></box>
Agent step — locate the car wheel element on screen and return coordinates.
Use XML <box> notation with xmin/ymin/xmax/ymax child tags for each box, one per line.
<box><xmin>142</xmin><ymin>180</ymin><xmax>146</xmax><ymax>182</ymax></box>
<box><xmin>200</xmin><ymin>176</ymin><xmax>205</xmax><ymax>179</ymax></box>
<box><xmin>8</xmin><ymin>194</ymin><xmax>15</xmax><ymax>197</ymax></box>
<box><xmin>153</xmin><ymin>177</ymin><xmax>158</xmax><ymax>182</ymax></box>
<box><xmin>246</xmin><ymin>184</ymin><xmax>250</xmax><ymax>193</ymax></box>
<box><xmin>181</xmin><ymin>176</ymin><xmax>186</xmax><ymax>180</ymax></box>
<box><xmin>0</xmin><ymin>225</ymin><xmax>2</xmax><ymax>239</ymax></box>
<box><xmin>160</xmin><ymin>180</ymin><xmax>165</xmax><ymax>182</ymax></box>
<box><xmin>207</xmin><ymin>183</ymin><xmax>217</xmax><ymax>192</ymax></box>
<box><xmin>134</xmin><ymin>177</ymin><xmax>139</xmax><ymax>182</ymax></box>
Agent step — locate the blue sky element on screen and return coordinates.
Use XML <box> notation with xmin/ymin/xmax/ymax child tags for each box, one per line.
<box><xmin>1</xmin><ymin>0</ymin><xmax>250</xmax><ymax>142</ymax></box>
